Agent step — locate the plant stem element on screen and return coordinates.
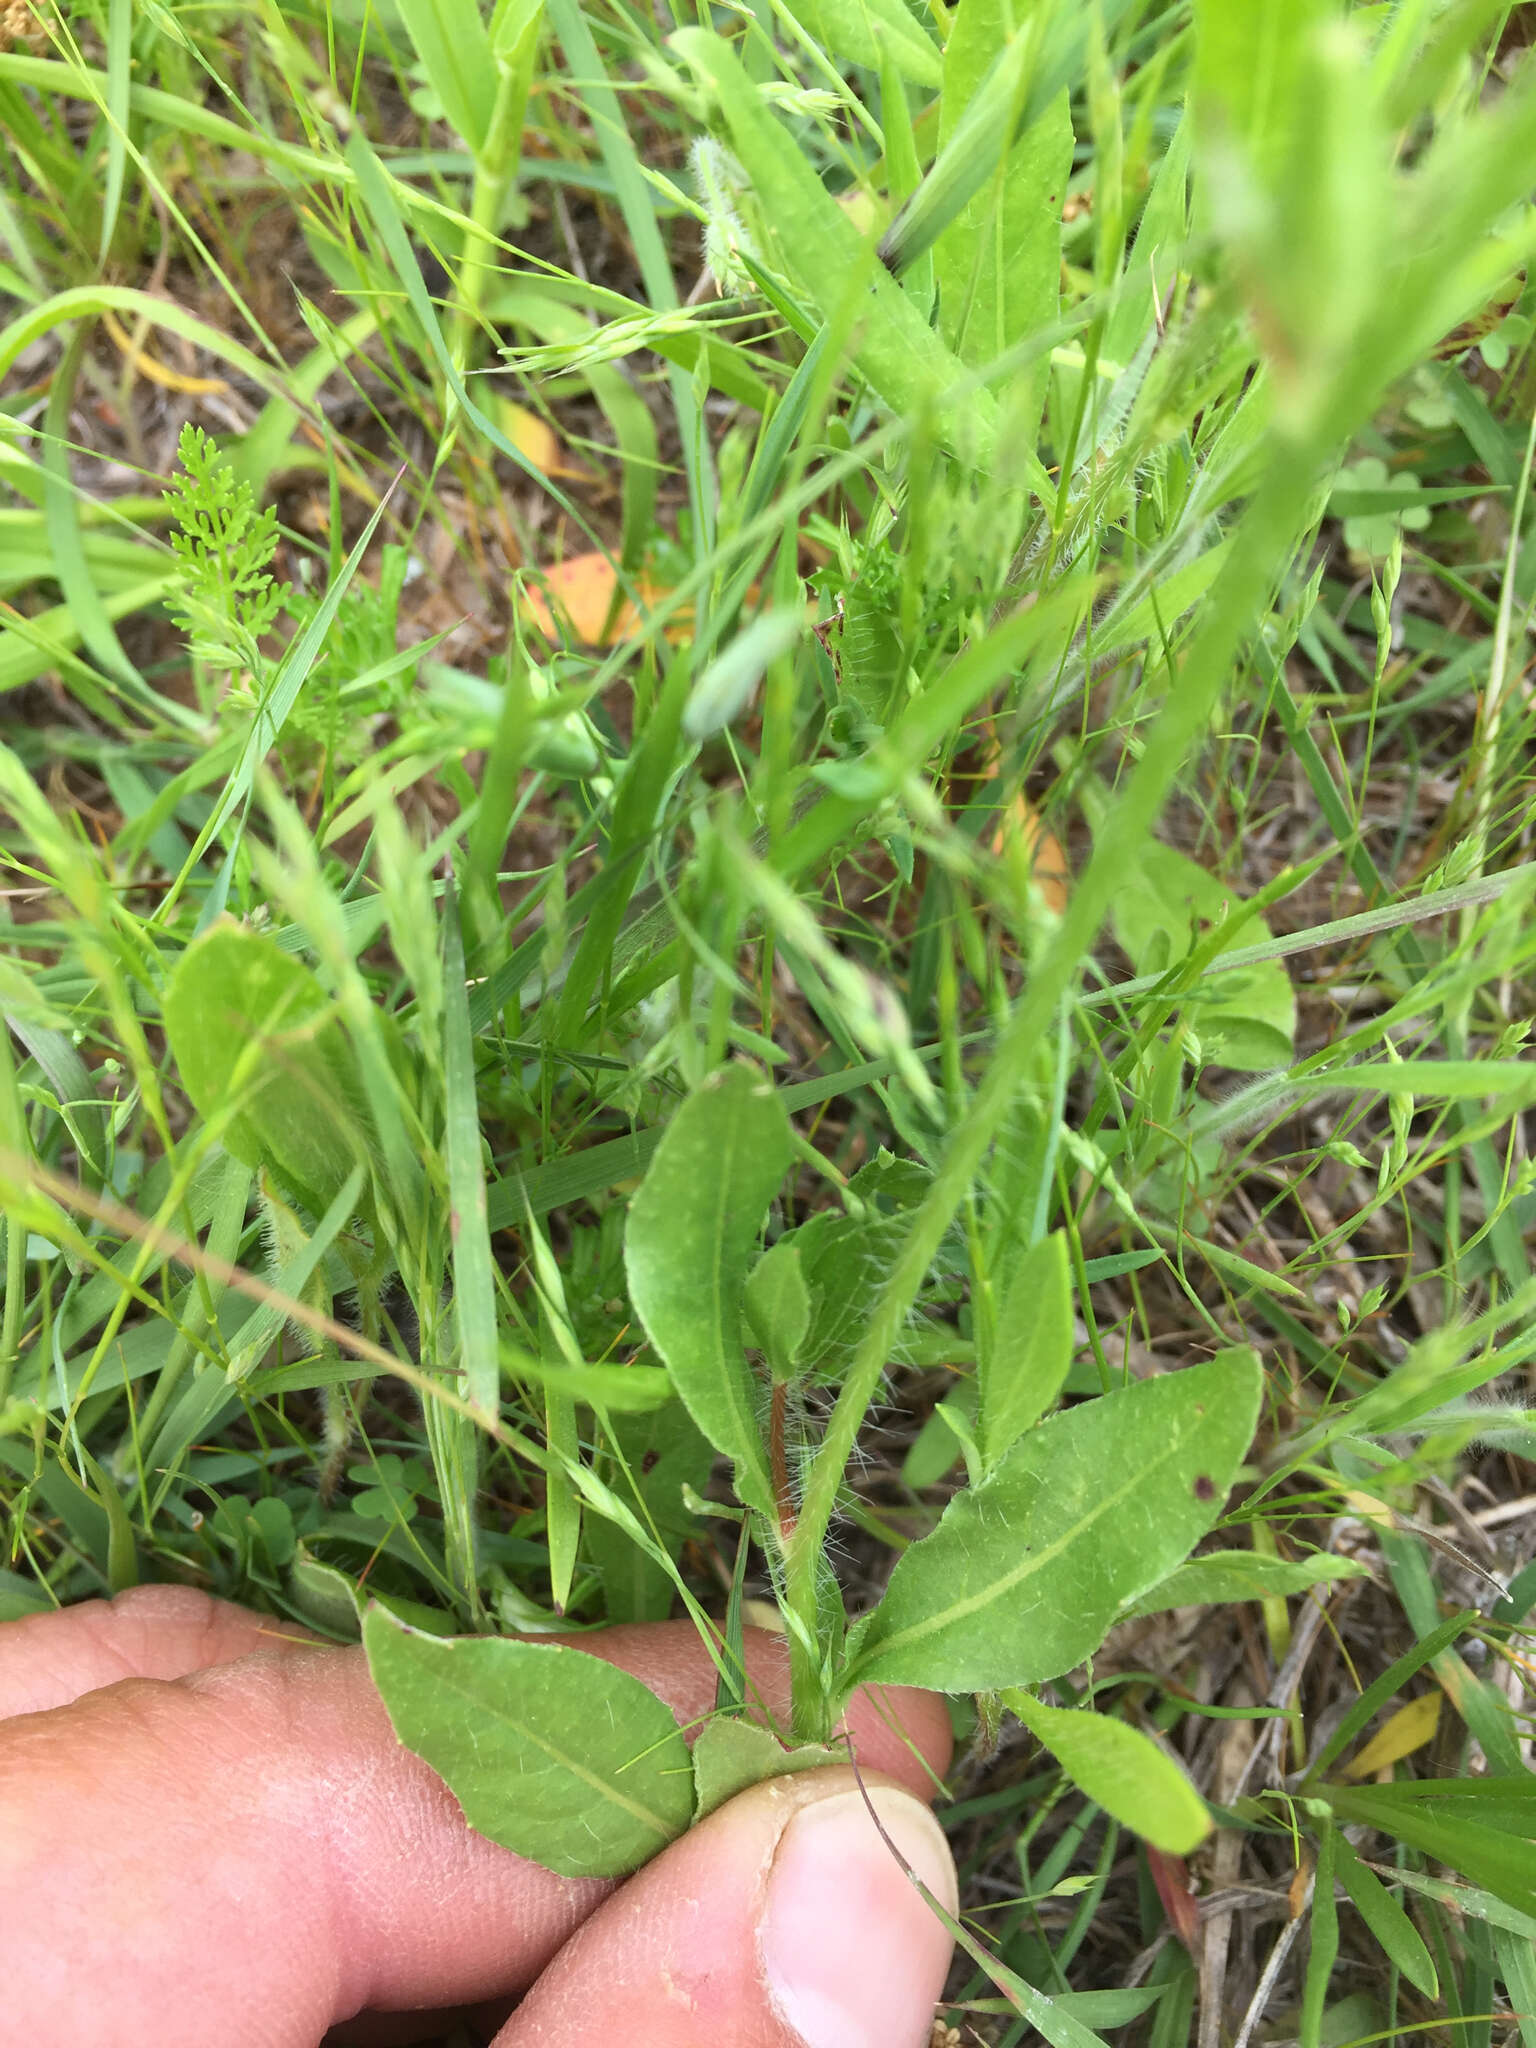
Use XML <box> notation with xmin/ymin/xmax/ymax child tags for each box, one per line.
<box><xmin>0</xmin><ymin>1023</ymin><xmax>25</xmax><ymax>1404</ymax></box>
<box><xmin>784</xmin><ymin>434</ymin><xmax>1324</xmax><ymax>1738</ymax></box>
<box><xmin>447</xmin><ymin>36</ymin><xmax>538</xmax><ymax>383</ymax></box>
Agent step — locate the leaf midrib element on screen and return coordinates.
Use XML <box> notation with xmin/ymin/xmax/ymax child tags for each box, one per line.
<box><xmin>429</xmin><ymin>1652</ymin><xmax>684</xmax><ymax>1843</ymax></box>
<box><xmin>852</xmin><ymin>1406</ymin><xmax>1205</xmax><ymax>1677</ymax></box>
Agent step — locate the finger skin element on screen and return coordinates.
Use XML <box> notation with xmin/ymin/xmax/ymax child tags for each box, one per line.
<box><xmin>0</xmin><ymin>1597</ymin><xmax>951</xmax><ymax>2047</ymax></box>
<box><xmin>492</xmin><ymin>1767</ymin><xmax>957</xmax><ymax>2048</ymax></box>
<box><xmin>0</xmin><ymin>1583</ymin><xmax>322</xmax><ymax>1719</ymax></box>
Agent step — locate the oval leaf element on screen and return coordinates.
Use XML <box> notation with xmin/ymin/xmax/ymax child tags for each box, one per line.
<box><xmin>624</xmin><ymin>1066</ymin><xmax>791</xmax><ymax>1519</ymax></box>
<box><xmin>363</xmin><ymin>1609</ymin><xmax>694</xmax><ymax>1879</ymax></box>
<box><xmin>744</xmin><ymin>1238</ymin><xmax>811</xmax><ymax>1381</ymax></box>
<box><xmin>1004</xmin><ymin>1692</ymin><xmax>1211</xmax><ymax>1853</ymax></box>
<box><xmin>846</xmin><ymin>1349</ymin><xmax>1263</xmax><ymax>1691</ymax></box>
<box><xmin>691</xmin><ymin>1717</ymin><xmax>841</xmax><ymax>1820</ymax></box>
<box><xmin>164</xmin><ymin>921</ymin><xmax>373</xmax><ymax>1218</ymax></box>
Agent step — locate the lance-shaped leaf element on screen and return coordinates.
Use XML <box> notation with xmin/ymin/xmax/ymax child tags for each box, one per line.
<box><xmin>1121</xmin><ymin>1548</ymin><xmax>1367</xmax><ymax>1619</ymax></box>
<box><xmin>977</xmin><ymin>1228</ymin><xmax>1074</xmax><ymax>1471</ymax></box>
<box><xmin>845</xmin><ymin>1349</ymin><xmax>1263</xmax><ymax>1692</ymax></box>
<box><xmin>1003</xmin><ymin>1692</ymin><xmax>1211</xmax><ymax>1854</ymax></box>
<box><xmin>624</xmin><ymin>1067</ymin><xmax>790</xmax><ymax>1519</ymax></box>
<box><xmin>363</xmin><ymin>1610</ymin><xmax>694</xmax><ymax>1879</ymax></box>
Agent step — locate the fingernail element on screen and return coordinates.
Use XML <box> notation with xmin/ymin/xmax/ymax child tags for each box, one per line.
<box><xmin>760</xmin><ymin>1785</ymin><xmax>958</xmax><ymax>2048</ymax></box>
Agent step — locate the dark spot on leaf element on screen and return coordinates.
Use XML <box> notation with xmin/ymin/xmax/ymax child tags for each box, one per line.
<box><xmin>1194</xmin><ymin>1474</ymin><xmax>1216</xmax><ymax>1501</ymax></box>
<box><xmin>641</xmin><ymin>1450</ymin><xmax>660</xmax><ymax>1475</ymax></box>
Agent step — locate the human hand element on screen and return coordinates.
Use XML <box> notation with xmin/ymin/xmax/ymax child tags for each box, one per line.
<box><xmin>1</xmin><ymin>1586</ymin><xmax>957</xmax><ymax>2047</ymax></box>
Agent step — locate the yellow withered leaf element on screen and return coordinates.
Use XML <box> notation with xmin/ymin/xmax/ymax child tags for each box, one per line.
<box><xmin>1341</xmin><ymin>1691</ymin><xmax>1441</xmax><ymax>1779</ymax></box>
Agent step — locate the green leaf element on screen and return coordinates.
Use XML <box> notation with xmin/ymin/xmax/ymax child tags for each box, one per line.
<box><xmin>691</xmin><ymin>1718</ymin><xmax>841</xmax><ymax>1820</ymax></box>
<box><xmin>624</xmin><ymin>1066</ymin><xmax>791</xmax><ymax>1520</ymax></box>
<box><xmin>782</xmin><ymin>0</ymin><xmax>938</xmax><ymax>85</ymax></box>
<box><xmin>977</xmin><ymin>1229</ymin><xmax>1073</xmax><ymax>1471</ymax></box>
<box><xmin>1108</xmin><ymin>844</ymin><xmax>1295</xmax><ymax>1071</ymax></box>
<box><xmin>362</xmin><ymin>1610</ymin><xmax>695</xmax><ymax>1879</ymax></box>
<box><xmin>505</xmin><ymin>1347</ymin><xmax>674</xmax><ymax>1414</ymax></box>
<box><xmin>793</xmin><ymin>1204</ymin><xmax>922</xmax><ymax>1382</ymax></box>
<box><xmin>1300</xmin><ymin>1821</ymin><xmax>1339</xmax><ymax>2048</ymax></box>
<box><xmin>1321</xmin><ymin>1781</ymin><xmax>1536</xmax><ymax>1920</ymax></box>
<box><xmin>586</xmin><ymin>1402</ymin><xmax>716</xmax><ymax>1624</ymax></box>
<box><xmin>163</xmin><ymin>922</ymin><xmax>375</xmax><ymax>1221</ymax></box>
<box><xmin>1332</xmin><ymin>1835</ymin><xmax>1438</xmax><ymax>2000</ymax></box>
<box><xmin>685</xmin><ymin>609</ymin><xmax>804</xmax><ymax>742</ymax></box>
<box><xmin>1002</xmin><ymin>1693</ymin><xmax>1211</xmax><ymax>1854</ymax></box>
<box><xmin>670</xmin><ymin>29</ymin><xmax>990</xmax><ymax>460</ymax></box>
<box><xmin>1121</xmin><ymin>1550</ymin><xmax>1369</xmax><ymax>1619</ymax></box>
<box><xmin>933</xmin><ymin>0</ymin><xmax>1071</xmax><ymax>379</ymax></box>
<box><xmin>879</xmin><ymin>0</ymin><xmax>1135</xmax><ymax>278</ymax></box>
<box><xmin>442</xmin><ymin>884</ymin><xmax>499</xmax><ymax>1417</ymax></box>
<box><xmin>1388</xmin><ymin>1867</ymin><xmax>1536</xmax><ymax>1946</ymax></box>
<box><xmin>1493</xmin><ymin>1924</ymin><xmax>1536</xmax><ymax>2048</ymax></box>
<box><xmin>745</xmin><ymin>1238</ymin><xmax>812</xmax><ymax>1382</ymax></box>
<box><xmin>395</xmin><ymin>0</ymin><xmax>498</xmax><ymax>156</ymax></box>
<box><xmin>62</xmin><ymin>1447</ymin><xmax>138</xmax><ymax>1593</ymax></box>
<box><xmin>845</xmin><ymin>1349</ymin><xmax>1263</xmax><ymax>1692</ymax></box>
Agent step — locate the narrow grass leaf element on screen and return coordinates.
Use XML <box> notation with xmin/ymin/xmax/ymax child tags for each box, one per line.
<box><xmin>98</xmin><ymin>0</ymin><xmax>131</xmax><ymax>260</ymax></box>
<box><xmin>1322</xmin><ymin>1784</ymin><xmax>1536</xmax><ymax>1919</ymax></box>
<box><xmin>1389</xmin><ymin>1868</ymin><xmax>1536</xmax><ymax>1945</ymax></box>
<box><xmin>1492</xmin><ymin>1925</ymin><xmax>1536</xmax><ymax>2048</ymax></box>
<box><xmin>441</xmin><ymin>885</ymin><xmax>498</xmax><ymax>1417</ymax></box>
<box><xmin>504</xmin><ymin>1347</ymin><xmax>672</xmax><ymax>1414</ymax></box>
<box><xmin>1333</xmin><ymin>1834</ymin><xmax>1438</xmax><ymax>1999</ymax></box>
<box><xmin>1299</xmin><ymin>1822</ymin><xmax>1339</xmax><ymax>2048</ymax></box>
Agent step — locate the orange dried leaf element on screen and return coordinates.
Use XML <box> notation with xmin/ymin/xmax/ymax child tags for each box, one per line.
<box><xmin>494</xmin><ymin>398</ymin><xmax>590</xmax><ymax>481</ymax></box>
<box><xmin>520</xmin><ymin>553</ymin><xmax>688</xmax><ymax>647</ymax></box>
<box><xmin>995</xmin><ymin>796</ymin><xmax>1070</xmax><ymax>914</ymax></box>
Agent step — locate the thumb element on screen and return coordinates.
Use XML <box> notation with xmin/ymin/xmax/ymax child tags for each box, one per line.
<box><xmin>492</xmin><ymin>1765</ymin><xmax>958</xmax><ymax>2048</ymax></box>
